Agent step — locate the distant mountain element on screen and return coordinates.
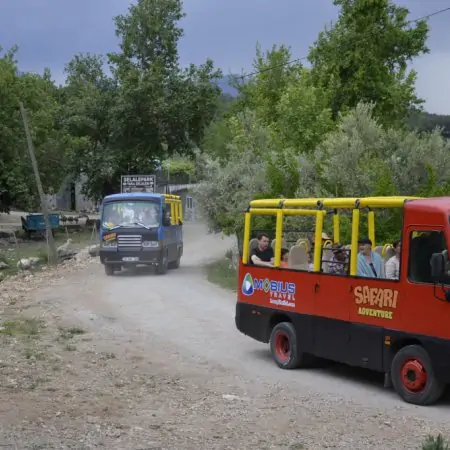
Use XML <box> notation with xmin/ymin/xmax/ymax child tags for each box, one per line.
<box><xmin>408</xmin><ymin>110</ymin><xmax>450</xmax><ymax>138</ymax></box>
<box><xmin>214</xmin><ymin>75</ymin><xmax>239</xmax><ymax>97</ymax></box>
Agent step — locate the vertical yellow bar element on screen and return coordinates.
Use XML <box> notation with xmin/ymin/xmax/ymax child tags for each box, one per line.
<box><xmin>333</xmin><ymin>213</ymin><xmax>340</xmax><ymax>243</ymax></box>
<box><xmin>179</xmin><ymin>201</ymin><xmax>183</xmax><ymax>223</ymax></box>
<box><xmin>170</xmin><ymin>202</ymin><xmax>175</xmax><ymax>225</ymax></box>
<box><xmin>313</xmin><ymin>211</ymin><xmax>325</xmax><ymax>272</ymax></box>
<box><xmin>368</xmin><ymin>210</ymin><xmax>375</xmax><ymax>248</ymax></box>
<box><xmin>350</xmin><ymin>208</ymin><xmax>360</xmax><ymax>276</ymax></box>
<box><xmin>274</xmin><ymin>210</ymin><xmax>283</xmax><ymax>267</ymax></box>
<box><xmin>242</xmin><ymin>212</ymin><xmax>251</xmax><ymax>264</ymax></box>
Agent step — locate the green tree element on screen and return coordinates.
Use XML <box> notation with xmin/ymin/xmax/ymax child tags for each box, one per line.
<box><xmin>94</xmin><ymin>0</ymin><xmax>222</xmax><ymax>198</ymax></box>
<box><xmin>308</xmin><ymin>0</ymin><xmax>429</xmax><ymax>127</ymax></box>
<box><xmin>0</xmin><ymin>46</ymin><xmax>75</xmax><ymax>211</ymax></box>
<box><xmin>231</xmin><ymin>44</ymin><xmax>301</xmax><ymax>126</ymax></box>
<box><xmin>61</xmin><ymin>53</ymin><xmax>118</xmax><ymax>200</ymax></box>
<box><xmin>274</xmin><ymin>68</ymin><xmax>334</xmax><ymax>155</ymax></box>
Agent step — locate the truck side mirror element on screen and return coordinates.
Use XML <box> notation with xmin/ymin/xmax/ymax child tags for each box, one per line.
<box><xmin>95</xmin><ymin>218</ymin><xmax>101</xmax><ymax>231</ymax></box>
<box><xmin>430</xmin><ymin>252</ymin><xmax>445</xmax><ymax>281</ymax></box>
<box><xmin>162</xmin><ymin>217</ymin><xmax>171</xmax><ymax>227</ymax></box>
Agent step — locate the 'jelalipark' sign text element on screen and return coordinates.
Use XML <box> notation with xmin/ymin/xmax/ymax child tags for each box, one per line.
<box><xmin>120</xmin><ymin>175</ymin><xmax>156</xmax><ymax>193</ymax></box>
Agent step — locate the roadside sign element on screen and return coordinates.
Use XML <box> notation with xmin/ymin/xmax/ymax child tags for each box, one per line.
<box><xmin>121</xmin><ymin>175</ymin><xmax>156</xmax><ymax>193</ymax></box>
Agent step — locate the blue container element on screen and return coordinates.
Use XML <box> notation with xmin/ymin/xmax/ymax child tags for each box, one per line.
<box><xmin>25</xmin><ymin>213</ymin><xmax>60</xmax><ymax>231</ymax></box>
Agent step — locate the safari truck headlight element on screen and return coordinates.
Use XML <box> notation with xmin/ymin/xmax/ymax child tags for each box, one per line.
<box><xmin>142</xmin><ymin>240</ymin><xmax>159</xmax><ymax>248</ymax></box>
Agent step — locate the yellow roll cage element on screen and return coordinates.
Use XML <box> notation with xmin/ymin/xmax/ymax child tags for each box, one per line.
<box><xmin>163</xmin><ymin>194</ymin><xmax>183</xmax><ymax>225</ymax></box>
<box><xmin>242</xmin><ymin>196</ymin><xmax>420</xmax><ymax>276</ymax></box>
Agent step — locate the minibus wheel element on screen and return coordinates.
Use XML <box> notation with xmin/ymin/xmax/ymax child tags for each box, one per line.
<box><xmin>269</xmin><ymin>322</ymin><xmax>308</xmax><ymax>370</ymax></box>
<box><xmin>391</xmin><ymin>344</ymin><xmax>445</xmax><ymax>406</ymax></box>
<box><xmin>157</xmin><ymin>250</ymin><xmax>168</xmax><ymax>275</ymax></box>
<box><xmin>104</xmin><ymin>265</ymin><xmax>114</xmax><ymax>276</ymax></box>
<box><xmin>169</xmin><ymin>249</ymin><xmax>181</xmax><ymax>269</ymax></box>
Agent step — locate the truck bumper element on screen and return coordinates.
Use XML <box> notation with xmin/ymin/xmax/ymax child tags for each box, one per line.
<box><xmin>100</xmin><ymin>249</ymin><xmax>161</xmax><ymax>265</ymax></box>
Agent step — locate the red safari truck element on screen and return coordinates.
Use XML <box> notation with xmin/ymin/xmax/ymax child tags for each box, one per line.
<box><xmin>235</xmin><ymin>196</ymin><xmax>450</xmax><ymax>405</ymax></box>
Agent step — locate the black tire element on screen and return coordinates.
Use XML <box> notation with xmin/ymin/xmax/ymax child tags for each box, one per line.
<box><xmin>104</xmin><ymin>265</ymin><xmax>114</xmax><ymax>276</ymax></box>
<box><xmin>169</xmin><ymin>250</ymin><xmax>181</xmax><ymax>269</ymax></box>
<box><xmin>391</xmin><ymin>344</ymin><xmax>445</xmax><ymax>406</ymax></box>
<box><xmin>269</xmin><ymin>322</ymin><xmax>312</xmax><ymax>369</ymax></box>
<box><xmin>157</xmin><ymin>250</ymin><xmax>168</xmax><ymax>275</ymax></box>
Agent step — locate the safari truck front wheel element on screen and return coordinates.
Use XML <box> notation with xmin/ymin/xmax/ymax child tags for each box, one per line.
<box><xmin>269</xmin><ymin>322</ymin><xmax>312</xmax><ymax>370</ymax></box>
<box><xmin>391</xmin><ymin>344</ymin><xmax>445</xmax><ymax>406</ymax></box>
<box><xmin>157</xmin><ymin>250</ymin><xmax>169</xmax><ymax>275</ymax></box>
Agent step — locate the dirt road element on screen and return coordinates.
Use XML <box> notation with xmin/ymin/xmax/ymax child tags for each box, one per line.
<box><xmin>1</xmin><ymin>222</ymin><xmax>450</xmax><ymax>449</ymax></box>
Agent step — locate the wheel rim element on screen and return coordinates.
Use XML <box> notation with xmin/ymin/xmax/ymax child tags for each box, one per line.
<box><xmin>400</xmin><ymin>359</ymin><xmax>428</xmax><ymax>393</ymax></box>
<box><xmin>274</xmin><ymin>331</ymin><xmax>291</xmax><ymax>363</ymax></box>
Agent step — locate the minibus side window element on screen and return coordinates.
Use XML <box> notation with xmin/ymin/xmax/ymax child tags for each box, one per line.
<box><xmin>408</xmin><ymin>230</ymin><xmax>448</xmax><ymax>284</ymax></box>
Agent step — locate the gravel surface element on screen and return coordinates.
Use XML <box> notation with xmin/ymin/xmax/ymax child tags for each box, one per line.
<box><xmin>1</xmin><ymin>221</ymin><xmax>450</xmax><ymax>449</ymax></box>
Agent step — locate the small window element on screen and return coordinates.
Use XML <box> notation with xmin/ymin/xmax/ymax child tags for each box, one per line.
<box><xmin>162</xmin><ymin>205</ymin><xmax>171</xmax><ymax>223</ymax></box>
<box><xmin>186</xmin><ymin>196</ymin><xmax>193</xmax><ymax>209</ymax></box>
<box><xmin>408</xmin><ymin>230</ymin><xmax>448</xmax><ymax>284</ymax></box>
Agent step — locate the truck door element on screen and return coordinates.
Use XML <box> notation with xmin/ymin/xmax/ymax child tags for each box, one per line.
<box><xmin>312</xmin><ymin>265</ymin><xmax>351</xmax><ymax>363</ymax></box>
<box><xmin>403</xmin><ymin>226</ymin><xmax>449</xmax><ymax>339</ymax></box>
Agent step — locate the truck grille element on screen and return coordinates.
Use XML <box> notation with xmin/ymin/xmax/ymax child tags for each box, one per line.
<box><xmin>117</xmin><ymin>235</ymin><xmax>142</xmax><ymax>249</ymax></box>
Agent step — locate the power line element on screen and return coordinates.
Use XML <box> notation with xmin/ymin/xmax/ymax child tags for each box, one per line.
<box><xmin>235</xmin><ymin>6</ymin><xmax>450</xmax><ymax>80</ymax></box>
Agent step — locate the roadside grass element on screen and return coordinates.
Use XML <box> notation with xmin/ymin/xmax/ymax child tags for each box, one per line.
<box><xmin>0</xmin><ymin>317</ymin><xmax>47</xmax><ymax>361</ymax></box>
<box><xmin>57</xmin><ymin>325</ymin><xmax>86</xmax><ymax>341</ymax></box>
<box><xmin>0</xmin><ymin>228</ymin><xmax>94</xmax><ymax>278</ymax></box>
<box><xmin>0</xmin><ymin>318</ymin><xmax>44</xmax><ymax>339</ymax></box>
<box><xmin>422</xmin><ymin>434</ymin><xmax>450</xmax><ymax>450</ymax></box>
<box><xmin>206</xmin><ymin>250</ymin><xmax>238</xmax><ymax>292</ymax></box>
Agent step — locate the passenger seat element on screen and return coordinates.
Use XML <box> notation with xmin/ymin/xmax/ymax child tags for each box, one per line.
<box><xmin>322</xmin><ymin>244</ymin><xmax>333</xmax><ymax>273</ymax></box>
<box><xmin>288</xmin><ymin>245</ymin><xmax>308</xmax><ymax>271</ymax></box>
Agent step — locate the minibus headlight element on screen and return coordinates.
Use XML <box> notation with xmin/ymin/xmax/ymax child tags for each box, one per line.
<box><xmin>102</xmin><ymin>240</ymin><xmax>117</xmax><ymax>248</ymax></box>
<box><xmin>142</xmin><ymin>241</ymin><xmax>159</xmax><ymax>248</ymax></box>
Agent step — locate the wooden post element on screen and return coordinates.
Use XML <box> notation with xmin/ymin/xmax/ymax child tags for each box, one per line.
<box><xmin>19</xmin><ymin>102</ymin><xmax>58</xmax><ymax>265</ymax></box>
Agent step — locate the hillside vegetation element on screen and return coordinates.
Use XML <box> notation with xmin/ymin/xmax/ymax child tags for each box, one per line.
<box><xmin>195</xmin><ymin>0</ymin><xmax>450</xmax><ymax>245</ymax></box>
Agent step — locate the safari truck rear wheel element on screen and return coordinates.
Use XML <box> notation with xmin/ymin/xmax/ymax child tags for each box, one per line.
<box><xmin>391</xmin><ymin>344</ymin><xmax>445</xmax><ymax>406</ymax></box>
<box><xmin>269</xmin><ymin>322</ymin><xmax>310</xmax><ymax>370</ymax></box>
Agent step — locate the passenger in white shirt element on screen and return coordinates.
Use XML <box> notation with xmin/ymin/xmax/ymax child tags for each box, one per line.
<box><xmin>385</xmin><ymin>240</ymin><xmax>401</xmax><ymax>279</ymax></box>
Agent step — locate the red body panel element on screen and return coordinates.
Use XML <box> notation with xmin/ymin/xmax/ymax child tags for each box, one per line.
<box><xmin>238</xmin><ymin>197</ymin><xmax>450</xmax><ymax>341</ymax></box>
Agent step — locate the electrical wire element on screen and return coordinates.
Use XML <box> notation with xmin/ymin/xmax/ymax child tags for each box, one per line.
<box><xmin>235</xmin><ymin>5</ymin><xmax>450</xmax><ymax>80</ymax></box>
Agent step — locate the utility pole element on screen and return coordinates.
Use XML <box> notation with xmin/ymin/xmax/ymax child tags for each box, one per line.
<box><xmin>167</xmin><ymin>159</ymin><xmax>171</xmax><ymax>194</ymax></box>
<box><xmin>19</xmin><ymin>102</ymin><xmax>58</xmax><ymax>265</ymax></box>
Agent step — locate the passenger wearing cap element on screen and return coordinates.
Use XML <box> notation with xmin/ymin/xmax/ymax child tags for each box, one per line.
<box><xmin>357</xmin><ymin>237</ymin><xmax>385</xmax><ymax>278</ymax></box>
<box><xmin>328</xmin><ymin>243</ymin><xmax>348</xmax><ymax>275</ymax></box>
<box><xmin>322</xmin><ymin>232</ymin><xmax>332</xmax><ymax>244</ymax></box>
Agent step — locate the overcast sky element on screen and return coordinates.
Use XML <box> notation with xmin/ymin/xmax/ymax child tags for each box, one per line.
<box><xmin>1</xmin><ymin>0</ymin><xmax>449</xmax><ymax>114</ymax></box>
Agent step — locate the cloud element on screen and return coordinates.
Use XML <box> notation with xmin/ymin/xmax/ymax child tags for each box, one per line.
<box><xmin>1</xmin><ymin>0</ymin><xmax>450</xmax><ymax>114</ymax></box>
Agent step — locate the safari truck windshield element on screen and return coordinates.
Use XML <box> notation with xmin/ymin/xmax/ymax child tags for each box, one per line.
<box><xmin>99</xmin><ymin>192</ymin><xmax>183</xmax><ymax>277</ymax></box>
<box><xmin>235</xmin><ymin>195</ymin><xmax>450</xmax><ymax>406</ymax></box>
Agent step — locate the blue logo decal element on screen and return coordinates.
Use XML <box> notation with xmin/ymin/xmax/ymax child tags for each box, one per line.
<box><xmin>242</xmin><ymin>273</ymin><xmax>254</xmax><ymax>296</ymax></box>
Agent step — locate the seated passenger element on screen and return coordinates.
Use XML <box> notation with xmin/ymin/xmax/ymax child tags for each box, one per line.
<box><xmin>250</xmin><ymin>233</ymin><xmax>274</xmax><ymax>267</ymax></box>
<box><xmin>329</xmin><ymin>243</ymin><xmax>348</xmax><ymax>275</ymax></box>
<box><xmin>280</xmin><ymin>248</ymin><xmax>289</xmax><ymax>268</ymax></box>
<box><xmin>385</xmin><ymin>240</ymin><xmax>401</xmax><ymax>279</ymax></box>
<box><xmin>357</xmin><ymin>237</ymin><xmax>385</xmax><ymax>278</ymax></box>
<box><xmin>307</xmin><ymin>252</ymin><xmax>314</xmax><ymax>271</ymax></box>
